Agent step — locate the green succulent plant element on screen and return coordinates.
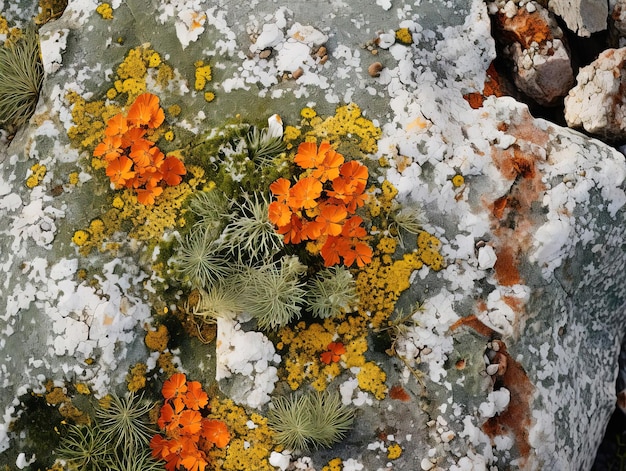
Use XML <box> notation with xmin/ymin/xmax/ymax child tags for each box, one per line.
<box><xmin>389</xmin><ymin>203</ymin><xmax>426</xmax><ymax>247</ymax></box>
<box><xmin>241</xmin><ymin>256</ymin><xmax>307</xmax><ymax>330</ymax></box>
<box><xmin>220</xmin><ymin>192</ymin><xmax>283</xmax><ymax>263</ymax></box>
<box><xmin>54</xmin><ymin>425</ymin><xmax>109</xmax><ymax>471</ymax></box>
<box><xmin>306</xmin><ymin>266</ymin><xmax>357</xmax><ymax>319</ymax></box>
<box><xmin>188</xmin><ymin>189</ymin><xmax>230</xmax><ymax>234</ymax></box>
<box><xmin>95</xmin><ymin>392</ymin><xmax>156</xmax><ymax>455</ymax></box>
<box><xmin>173</xmin><ymin>226</ymin><xmax>232</xmax><ymax>289</ymax></box>
<box><xmin>191</xmin><ymin>281</ymin><xmax>245</xmax><ymax>322</ymax></box>
<box><xmin>243</xmin><ymin>124</ymin><xmax>286</xmax><ymax>164</ymax></box>
<box><xmin>267</xmin><ymin>389</ymin><xmax>355</xmax><ymax>452</ymax></box>
<box><xmin>0</xmin><ymin>25</ymin><xmax>44</xmax><ymax>128</ymax></box>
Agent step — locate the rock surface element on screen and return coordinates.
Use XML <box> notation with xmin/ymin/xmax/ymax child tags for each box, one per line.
<box><xmin>547</xmin><ymin>0</ymin><xmax>608</xmax><ymax>37</ymax></box>
<box><xmin>0</xmin><ymin>0</ymin><xmax>625</xmax><ymax>470</ymax></box>
<box><xmin>564</xmin><ymin>47</ymin><xmax>626</xmax><ymax>140</ymax></box>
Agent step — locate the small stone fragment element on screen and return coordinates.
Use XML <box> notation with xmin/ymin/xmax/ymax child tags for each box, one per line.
<box><xmin>368</xmin><ymin>62</ymin><xmax>384</xmax><ymax>77</ymax></box>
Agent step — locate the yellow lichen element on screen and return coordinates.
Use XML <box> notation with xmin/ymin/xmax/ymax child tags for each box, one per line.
<box><xmin>306</xmin><ymin>103</ymin><xmax>382</xmax><ymax>154</ymax></box>
<box><xmin>95</xmin><ymin>2</ymin><xmax>113</xmax><ymax>19</ymax></box>
<box><xmin>25</xmin><ymin>163</ymin><xmax>46</xmax><ymax>188</ymax></box>
<box><xmin>157</xmin><ymin>351</ymin><xmax>177</xmax><ymax>376</ymax></box>
<box><xmin>395</xmin><ymin>27</ymin><xmax>412</xmax><ymax>45</ymax></box>
<box><xmin>148</xmin><ymin>52</ymin><xmax>162</xmax><ymax>67</ymax></box>
<box><xmin>300</xmin><ymin>107</ymin><xmax>317</xmax><ymax>119</ymax></box>
<box><xmin>126</xmin><ymin>363</ymin><xmax>147</xmax><ymax>392</ymax></box>
<box><xmin>145</xmin><ymin>324</ymin><xmax>169</xmax><ymax>352</ymax></box>
<box><xmin>322</xmin><ymin>458</ymin><xmax>343</xmax><ymax>471</ymax></box>
<box><xmin>164</xmin><ymin>130</ymin><xmax>174</xmax><ymax>141</ymax></box>
<box><xmin>452</xmin><ymin>174</ymin><xmax>465</xmax><ymax>187</ymax></box>
<box><xmin>112</xmin><ymin>196</ymin><xmax>124</xmax><ymax>209</ymax></box>
<box><xmin>167</xmin><ymin>104</ymin><xmax>181</xmax><ymax>117</ymax></box>
<box><xmin>387</xmin><ymin>443</ymin><xmax>402</xmax><ymax>459</ymax></box>
<box><xmin>204</xmin><ymin>91</ymin><xmax>215</xmax><ymax>102</ymax></box>
<box><xmin>205</xmin><ymin>398</ymin><xmax>276</xmax><ymax>471</ymax></box>
<box><xmin>357</xmin><ymin>361</ymin><xmax>387</xmax><ymax>400</ymax></box>
<box><xmin>71</xmin><ymin>230</ymin><xmax>89</xmax><ymax>246</ymax></box>
<box><xmin>194</xmin><ymin>60</ymin><xmax>212</xmax><ymax>90</ymax></box>
<box><xmin>68</xmin><ymin>172</ymin><xmax>79</xmax><ymax>185</ymax></box>
<box><xmin>75</xmin><ymin>383</ymin><xmax>90</xmax><ymax>395</ymax></box>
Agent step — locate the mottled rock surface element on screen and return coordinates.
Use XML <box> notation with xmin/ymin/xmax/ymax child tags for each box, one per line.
<box><xmin>0</xmin><ymin>0</ymin><xmax>625</xmax><ymax>470</ymax></box>
<box><xmin>564</xmin><ymin>47</ymin><xmax>626</xmax><ymax>140</ymax></box>
<box><xmin>547</xmin><ymin>0</ymin><xmax>608</xmax><ymax>36</ymax></box>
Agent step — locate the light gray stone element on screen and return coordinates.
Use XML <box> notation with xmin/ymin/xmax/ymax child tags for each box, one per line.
<box><xmin>548</xmin><ymin>0</ymin><xmax>608</xmax><ymax>36</ymax></box>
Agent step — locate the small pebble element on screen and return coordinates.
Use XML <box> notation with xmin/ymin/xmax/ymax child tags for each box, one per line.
<box><xmin>292</xmin><ymin>67</ymin><xmax>304</xmax><ymax>79</ymax></box>
<box><xmin>369</xmin><ymin>61</ymin><xmax>384</xmax><ymax>77</ymax></box>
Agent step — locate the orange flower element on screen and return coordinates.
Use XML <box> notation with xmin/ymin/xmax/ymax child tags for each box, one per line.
<box><xmin>268</xmin><ymin>201</ymin><xmax>293</xmax><ymax>227</ymax></box>
<box><xmin>106</xmin><ymin>155</ymin><xmax>135</xmax><ymax>188</ymax></box>
<box><xmin>158</xmin><ymin>402</ymin><xmax>181</xmax><ymax>431</ymax></box>
<box><xmin>327</xmin><ymin>175</ymin><xmax>368</xmax><ymax>213</ymax></box>
<box><xmin>136</xmin><ymin>183</ymin><xmax>164</xmax><ymax>205</ymax></box>
<box><xmin>161</xmin><ymin>155</ymin><xmax>187</xmax><ymax>186</ymax></box>
<box><xmin>276</xmin><ymin>213</ymin><xmax>304</xmax><ymax>244</ymax></box>
<box><xmin>289</xmin><ymin>176</ymin><xmax>322</xmax><ymax>210</ymax></box>
<box><xmin>162</xmin><ymin>373</ymin><xmax>188</xmax><ymax>400</ymax></box>
<box><xmin>183</xmin><ymin>381</ymin><xmax>208</xmax><ymax>410</ymax></box>
<box><xmin>127</xmin><ymin>92</ymin><xmax>165</xmax><ymax>128</ymax></box>
<box><xmin>320</xmin><ymin>235</ymin><xmax>350</xmax><ymax>267</ymax></box>
<box><xmin>343</xmin><ymin>241</ymin><xmax>373</xmax><ymax>267</ymax></box>
<box><xmin>129</xmin><ymin>140</ymin><xmax>154</xmax><ymax>168</ymax></box>
<box><xmin>179</xmin><ymin>410</ymin><xmax>203</xmax><ymax>436</ymax></box>
<box><xmin>300</xmin><ymin>219</ymin><xmax>324</xmax><ymax>241</ymax></box>
<box><xmin>150</xmin><ymin>434</ymin><xmax>175</xmax><ymax>460</ymax></box>
<box><xmin>93</xmin><ymin>135</ymin><xmax>123</xmax><ymax>161</ymax></box>
<box><xmin>294</xmin><ymin>140</ymin><xmax>332</xmax><ymax>169</ymax></box>
<box><xmin>105</xmin><ymin>113</ymin><xmax>129</xmax><ymax>137</ymax></box>
<box><xmin>315</xmin><ymin>203</ymin><xmax>347</xmax><ymax>237</ymax></box>
<box><xmin>269</xmin><ymin>178</ymin><xmax>291</xmax><ymax>204</ymax></box>
<box><xmin>341</xmin><ymin>215</ymin><xmax>367</xmax><ymax>238</ymax></box>
<box><xmin>320</xmin><ymin>341</ymin><xmax>346</xmax><ymax>364</ymax></box>
<box><xmin>202</xmin><ymin>419</ymin><xmax>230</xmax><ymax>448</ymax></box>
<box><xmin>179</xmin><ymin>452</ymin><xmax>208</xmax><ymax>471</ymax></box>
<box><xmin>120</xmin><ymin>127</ymin><xmax>147</xmax><ymax>148</ymax></box>
<box><xmin>339</xmin><ymin>160</ymin><xmax>368</xmax><ymax>185</ymax></box>
<box><xmin>311</xmin><ymin>148</ymin><xmax>344</xmax><ymax>183</ymax></box>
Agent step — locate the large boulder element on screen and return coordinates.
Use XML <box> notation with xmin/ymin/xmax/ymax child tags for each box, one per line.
<box><xmin>1</xmin><ymin>0</ymin><xmax>625</xmax><ymax>469</ymax></box>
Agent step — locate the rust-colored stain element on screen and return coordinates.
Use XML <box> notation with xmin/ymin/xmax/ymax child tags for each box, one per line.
<box><xmin>389</xmin><ymin>385</ymin><xmax>411</xmax><ymax>402</ymax></box>
<box><xmin>482</xmin><ymin>342</ymin><xmax>534</xmax><ymax>465</ymax></box>
<box><xmin>463</xmin><ymin>62</ymin><xmax>504</xmax><ymax>109</ymax></box>
<box><xmin>494</xmin><ymin>245</ymin><xmax>521</xmax><ymax>286</ymax></box>
<box><xmin>449</xmin><ymin>314</ymin><xmax>496</xmax><ymax>338</ymax></box>
<box><xmin>495</xmin><ymin>9</ymin><xmax>552</xmax><ymax>49</ymax></box>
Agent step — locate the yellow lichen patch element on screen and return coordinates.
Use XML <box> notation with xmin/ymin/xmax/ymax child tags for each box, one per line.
<box><xmin>387</xmin><ymin>442</ymin><xmax>403</xmax><ymax>459</ymax></box>
<box><xmin>300</xmin><ymin>107</ymin><xmax>317</xmax><ymax>119</ymax></box>
<box><xmin>322</xmin><ymin>458</ymin><xmax>343</xmax><ymax>471</ymax></box>
<box><xmin>167</xmin><ymin>104</ymin><xmax>181</xmax><ymax>117</ymax></box>
<box><xmin>205</xmin><ymin>398</ymin><xmax>276</xmax><ymax>471</ymax></box>
<box><xmin>35</xmin><ymin>0</ymin><xmax>67</xmax><ymax>25</ymax></box>
<box><xmin>452</xmin><ymin>174</ymin><xmax>465</xmax><ymax>187</ymax></box>
<box><xmin>68</xmin><ymin>172</ymin><xmax>79</xmax><ymax>185</ymax></box>
<box><xmin>75</xmin><ymin>383</ymin><xmax>90</xmax><ymax>395</ymax></box>
<box><xmin>368</xmin><ymin>179</ymin><xmax>398</xmax><ymax>218</ymax></box>
<box><xmin>126</xmin><ymin>363</ymin><xmax>147</xmax><ymax>392</ymax></box>
<box><xmin>356</xmin><ymin>361</ymin><xmax>387</xmax><ymax>400</ymax></box>
<box><xmin>95</xmin><ymin>2</ymin><xmax>113</xmax><ymax>19</ymax></box>
<box><xmin>145</xmin><ymin>324</ymin><xmax>169</xmax><ymax>352</ymax></box>
<box><xmin>71</xmin><ymin>230</ymin><xmax>89</xmax><ymax>247</ymax></box>
<box><xmin>74</xmin><ymin>164</ymin><xmax>205</xmax><ymax>256</ymax></box>
<box><xmin>148</xmin><ymin>52</ymin><xmax>161</xmax><ymax>68</ymax></box>
<box><xmin>194</xmin><ymin>60</ymin><xmax>212</xmax><ymax>90</ymax></box>
<box><xmin>164</xmin><ymin>130</ymin><xmax>174</xmax><ymax>141</ymax></box>
<box><xmin>416</xmin><ymin>230</ymin><xmax>444</xmax><ymax>270</ymax></box>
<box><xmin>66</xmin><ymin>91</ymin><xmax>121</xmax><ymax>149</ymax></box>
<box><xmin>395</xmin><ymin>27</ymin><xmax>413</xmax><ymax>45</ymax></box>
<box><xmin>306</xmin><ymin>103</ymin><xmax>382</xmax><ymax>154</ymax></box>
<box><xmin>157</xmin><ymin>351</ymin><xmax>178</xmax><ymax>376</ymax></box>
<box><xmin>204</xmin><ymin>91</ymin><xmax>215</xmax><ymax>102</ymax></box>
<box><xmin>25</xmin><ymin>163</ymin><xmax>46</xmax><ymax>188</ymax></box>
<box><xmin>278</xmin><ymin>321</ymin><xmax>336</xmax><ymax>391</ymax></box>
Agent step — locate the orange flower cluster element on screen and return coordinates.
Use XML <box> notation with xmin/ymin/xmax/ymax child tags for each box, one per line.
<box><xmin>150</xmin><ymin>373</ymin><xmax>230</xmax><ymax>471</ymax></box>
<box><xmin>269</xmin><ymin>141</ymin><xmax>372</xmax><ymax>267</ymax></box>
<box><xmin>93</xmin><ymin>92</ymin><xmax>186</xmax><ymax>205</ymax></box>
<box><xmin>320</xmin><ymin>341</ymin><xmax>346</xmax><ymax>365</ymax></box>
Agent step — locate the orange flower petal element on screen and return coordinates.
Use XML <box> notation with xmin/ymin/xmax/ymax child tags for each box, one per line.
<box><xmin>268</xmin><ymin>201</ymin><xmax>292</xmax><ymax>227</ymax></box>
<box><xmin>276</xmin><ymin>213</ymin><xmax>304</xmax><ymax>244</ymax></box>
<box><xmin>105</xmin><ymin>113</ymin><xmax>129</xmax><ymax>137</ymax></box>
<box><xmin>136</xmin><ymin>184</ymin><xmax>163</xmax><ymax>205</ymax></box>
<box><xmin>311</xmin><ymin>148</ymin><xmax>344</xmax><ymax>183</ymax></box>
<box><xmin>289</xmin><ymin>176</ymin><xmax>322</xmax><ymax>210</ymax></box>
<box><xmin>161</xmin><ymin>155</ymin><xmax>186</xmax><ymax>186</ymax></box>
<box><xmin>320</xmin><ymin>351</ymin><xmax>333</xmax><ymax>365</ymax></box>
<box><xmin>128</xmin><ymin>92</ymin><xmax>165</xmax><ymax>128</ymax></box>
<box><xmin>316</xmin><ymin>203</ymin><xmax>347</xmax><ymax>237</ymax></box>
<box><xmin>343</xmin><ymin>241</ymin><xmax>373</xmax><ymax>267</ymax></box>
<box><xmin>179</xmin><ymin>409</ymin><xmax>203</xmax><ymax>435</ymax></box>
<box><xmin>320</xmin><ymin>235</ymin><xmax>350</xmax><ymax>267</ymax></box>
<box><xmin>202</xmin><ymin>419</ymin><xmax>230</xmax><ymax>448</ymax></box>
<box><xmin>183</xmin><ymin>381</ymin><xmax>209</xmax><ymax>411</ymax></box>
<box><xmin>162</xmin><ymin>373</ymin><xmax>187</xmax><ymax>400</ymax></box>
<box><xmin>105</xmin><ymin>155</ymin><xmax>135</xmax><ymax>188</ymax></box>
<box><xmin>269</xmin><ymin>178</ymin><xmax>291</xmax><ymax>204</ymax></box>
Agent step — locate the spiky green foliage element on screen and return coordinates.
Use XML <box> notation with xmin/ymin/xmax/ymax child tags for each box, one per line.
<box><xmin>389</xmin><ymin>204</ymin><xmax>426</xmax><ymax>246</ymax></box>
<box><xmin>241</xmin><ymin>256</ymin><xmax>306</xmax><ymax>330</ymax></box>
<box><xmin>55</xmin><ymin>425</ymin><xmax>109</xmax><ymax>471</ymax></box>
<box><xmin>95</xmin><ymin>392</ymin><xmax>156</xmax><ymax>455</ymax></box>
<box><xmin>191</xmin><ymin>282</ymin><xmax>245</xmax><ymax>322</ymax></box>
<box><xmin>244</xmin><ymin>125</ymin><xmax>286</xmax><ymax>163</ymax></box>
<box><xmin>188</xmin><ymin>189</ymin><xmax>230</xmax><ymax>234</ymax></box>
<box><xmin>306</xmin><ymin>266</ymin><xmax>357</xmax><ymax>319</ymax></box>
<box><xmin>267</xmin><ymin>390</ymin><xmax>355</xmax><ymax>452</ymax></box>
<box><xmin>0</xmin><ymin>25</ymin><xmax>44</xmax><ymax>127</ymax></box>
<box><xmin>105</xmin><ymin>448</ymin><xmax>162</xmax><ymax>471</ymax></box>
<box><xmin>173</xmin><ymin>227</ymin><xmax>232</xmax><ymax>289</ymax></box>
<box><xmin>220</xmin><ymin>192</ymin><xmax>283</xmax><ymax>263</ymax></box>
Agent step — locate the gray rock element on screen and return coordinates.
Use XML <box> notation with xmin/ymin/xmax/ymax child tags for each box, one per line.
<box><xmin>547</xmin><ymin>0</ymin><xmax>608</xmax><ymax>36</ymax></box>
<box><xmin>565</xmin><ymin>47</ymin><xmax>626</xmax><ymax>140</ymax></box>
<box><xmin>0</xmin><ymin>0</ymin><xmax>625</xmax><ymax>470</ymax></box>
